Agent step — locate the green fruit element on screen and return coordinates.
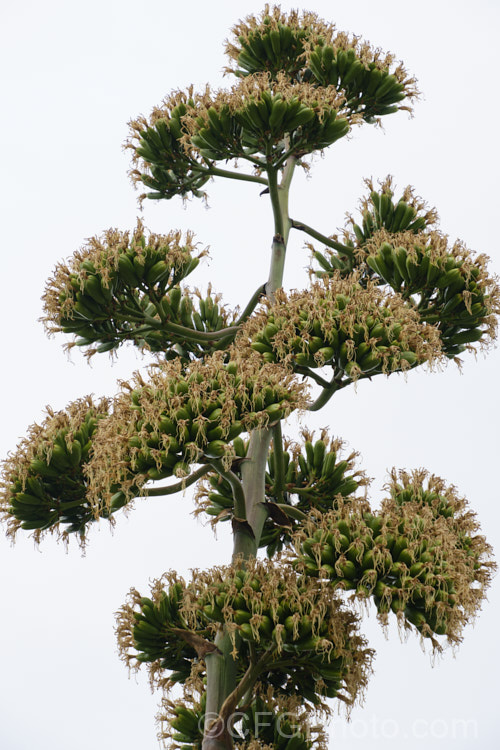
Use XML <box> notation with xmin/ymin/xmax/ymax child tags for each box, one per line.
<box><xmin>404</xmin><ymin>606</ymin><xmax>427</xmax><ymax>629</ymax></box>
<box><xmin>239</xmin><ymin>623</ymin><xmax>256</xmax><ymax>641</ymax></box>
<box><xmin>205</xmin><ymin>440</ymin><xmax>227</xmax><ymax>458</ymax></box>
<box><xmin>338</xmin><ymin>559</ymin><xmax>357</xmax><ymax>580</ymax></box>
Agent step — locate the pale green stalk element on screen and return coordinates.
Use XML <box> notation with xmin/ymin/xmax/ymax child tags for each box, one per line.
<box><xmin>239</xmin><ymin>154</ymin><xmax>296</xmax><ymax>554</ymax></box>
<box><xmin>290</xmin><ymin>218</ymin><xmax>355</xmax><ymax>260</ymax></box>
<box><xmin>202</xmin><ymin>156</ymin><xmax>296</xmax><ymax>750</ymax></box>
<box><xmin>204</xmin><ymin>632</ymin><xmax>237</xmax><ymax>750</ymax></box>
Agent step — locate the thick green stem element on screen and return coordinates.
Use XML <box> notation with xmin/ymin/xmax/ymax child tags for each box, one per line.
<box><xmin>271</xmin><ymin>422</ymin><xmax>285</xmax><ymax>504</ymax></box>
<box><xmin>239</xmin><ymin>157</ymin><xmax>296</xmax><ymax>550</ymax></box>
<box><xmin>237</xmin><ymin>156</ymin><xmax>296</xmax><ymax>553</ymax></box>
<box><xmin>204</xmin><ymin>630</ymin><xmax>237</xmax><ymax>750</ymax></box>
<box><xmin>267</xmin><ymin>169</ymin><xmax>284</xmax><ymax>236</ymax></box>
<box><xmin>266</xmin><ymin>158</ymin><xmax>295</xmax><ymax>298</ymax></box>
<box><xmin>240</xmin><ymin>428</ymin><xmax>273</xmax><ymax>550</ymax></box>
<box><xmin>232</xmin><ymin>523</ymin><xmax>258</xmax><ymax>561</ymax></box>
<box><xmin>204</xmin><ymin>155</ymin><xmax>296</xmax><ymax>750</ymax></box>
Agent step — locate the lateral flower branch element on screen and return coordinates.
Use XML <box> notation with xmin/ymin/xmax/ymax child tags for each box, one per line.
<box><xmin>1</xmin><ymin>6</ymin><xmax>498</xmax><ymax>750</ymax></box>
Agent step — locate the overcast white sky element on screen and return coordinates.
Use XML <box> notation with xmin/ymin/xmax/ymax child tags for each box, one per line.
<box><xmin>1</xmin><ymin>1</ymin><xmax>499</xmax><ymax>748</ymax></box>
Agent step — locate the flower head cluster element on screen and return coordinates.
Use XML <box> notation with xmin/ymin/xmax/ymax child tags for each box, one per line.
<box><xmin>292</xmin><ymin>471</ymin><xmax>495</xmax><ymax>648</ymax></box>
<box><xmin>0</xmin><ymin>396</ymin><xmax>111</xmax><ymax>545</ymax></box>
<box><xmin>87</xmin><ymin>350</ymin><xmax>308</xmax><ymax>508</ymax></box>
<box><xmin>225</xmin><ymin>5</ymin><xmax>419</xmax><ymax>121</ymax></box>
<box><xmin>242</xmin><ymin>273</ymin><xmax>444</xmax><ymax>379</ymax></box>
<box><xmin>42</xmin><ymin>220</ymin><xmax>203</xmax><ymax>335</ymax></box>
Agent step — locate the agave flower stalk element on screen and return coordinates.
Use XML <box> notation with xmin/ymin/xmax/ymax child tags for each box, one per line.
<box><xmin>203</xmin><ymin>154</ymin><xmax>297</xmax><ymax>750</ymax></box>
<box><xmin>1</xmin><ymin>7</ymin><xmax>498</xmax><ymax>750</ymax></box>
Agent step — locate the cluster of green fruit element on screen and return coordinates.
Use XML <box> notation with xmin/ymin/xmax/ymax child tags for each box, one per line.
<box><xmin>127</xmin><ymin>379</ymin><xmax>246</xmax><ymax>482</ymax></box>
<box><xmin>162</xmin><ymin>287</ymin><xmax>236</xmax><ymax>363</ymax></box>
<box><xmin>165</xmin><ymin>693</ymin><xmax>313</xmax><ymax>750</ymax></box>
<box><xmin>118</xmin><ymin>561</ymin><xmax>372</xmax><ymax>707</ymax></box>
<box><xmin>202</xmin><ymin>431</ymin><xmax>364</xmax><ymax>557</ymax></box>
<box><xmin>130</xmin><ymin>8</ymin><xmax>417</xmax><ymax>203</ymax></box>
<box><xmin>366</xmin><ymin>238</ymin><xmax>495</xmax><ymax>357</ymax></box>
<box><xmin>130</xmin><ymin>96</ymin><xmax>211</xmax><ymax>200</ymax></box>
<box><xmin>125</xmin><ymin>580</ymin><xmax>196</xmax><ymax>683</ymax></box>
<box><xmin>227</xmin><ymin>8</ymin><xmax>416</xmax><ymax>123</ymax></box>
<box><xmin>259</xmin><ymin>644</ymin><xmax>365</xmax><ymax>707</ymax></box>
<box><xmin>351</xmin><ymin>186</ymin><xmax>433</xmax><ymax>243</ymax></box>
<box><xmin>188</xmin><ymin>98</ymin><xmax>244</xmax><ymax>166</ymax></box>
<box><xmin>307</xmin><ymin>44</ymin><xmax>409</xmax><ymax>122</ymax></box>
<box><xmin>184</xmin><ymin>562</ymin><xmax>369</xmax><ymax>704</ymax></box>
<box><xmin>43</xmin><ymin>225</ymin><xmax>237</xmax><ymax>358</ymax></box>
<box><xmin>129</xmin><ymin>365</ymin><xmax>299</xmax><ymax>479</ymax></box>
<box><xmin>87</xmin><ymin>353</ymin><xmax>304</xmax><ymax>504</ymax></box>
<box><xmin>293</xmin><ymin>479</ymin><xmax>492</xmax><ymax>641</ymax></box>
<box><xmin>386</xmin><ymin>469</ymin><xmax>463</xmax><ymax>516</ymax></box>
<box><xmin>228</xmin><ymin>11</ymin><xmax>312</xmax><ymax>78</ymax></box>
<box><xmin>0</xmin><ymin>399</ymin><xmax>122</xmax><ymax>540</ymax></box>
<box><xmin>312</xmin><ymin>184</ymin><xmax>498</xmax><ymax>358</ymax></box>
<box><xmin>312</xmin><ymin>183</ymin><xmax>435</xmax><ymax>278</ymax></box>
<box><xmin>164</xmin><ymin>694</ymin><xmax>205</xmax><ymax>750</ymax></box>
<box><xmin>190</xmin><ymin>84</ymin><xmax>350</xmax><ymax>163</ymax></box>
<box><xmin>262</xmin><ymin>433</ymin><xmax>364</xmax><ymax>553</ymax></box>
<box><xmin>247</xmin><ymin>279</ymin><xmax>439</xmax><ymax>379</ymax></box>
<box><xmin>270</xmin><ymin>434</ymin><xmax>362</xmax><ymax>508</ymax></box>
<box><xmin>237</xmin><ymin>696</ymin><xmax>314</xmax><ymax>750</ymax></box>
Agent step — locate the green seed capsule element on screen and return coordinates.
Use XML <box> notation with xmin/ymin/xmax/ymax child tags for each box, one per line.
<box><xmin>205</xmin><ymin>440</ymin><xmax>227</xmax><ymax>458</ymax></box>
<box><xmin>239</xmin><ymin>623</ymin><xmax>255</xmax><ymax>641</ymax></box>
<box><xmin>338</xmin><ymin>559</ymin><xmax>357</xmax><ymax>579</ymax></box>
